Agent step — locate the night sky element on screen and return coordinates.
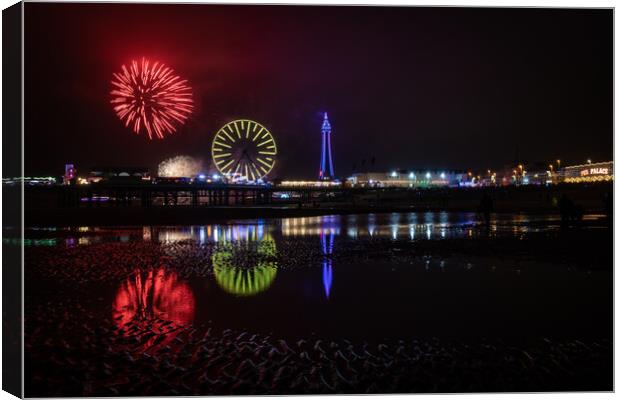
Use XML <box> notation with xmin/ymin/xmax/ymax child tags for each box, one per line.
<box><xmin>24</xmin><ymin>4</ymin><xmax>612</xmax><ymax>179</ymax></box>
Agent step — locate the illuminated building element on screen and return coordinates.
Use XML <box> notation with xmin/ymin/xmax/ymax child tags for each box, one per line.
<box><xmin>277</xmin><ymin>180</ymin><xmax>341</xmax><ymax>188</ymax></box>
<box><xmin>318</xmin><ymin>112</ymin><xmax>335</xmax><ymax>180</ymax></box>
<box><xmin>89</xmin><ymin>166</ymin><xmax>150</xmax><ymax>183</ymax></box>
<box><xmin>63</xmin><ymin>164</ymin><xmax>76</xmax><ymax>185</ymax></box>
<box><xmin>562</xmin><ymin>161</ymin><xmax>614</xmax><ymax>183</ymax></box>
<box><xmin>346</xmin><ymin>170</ymin><xmax>467</xmax><ymax>188</ymax></box>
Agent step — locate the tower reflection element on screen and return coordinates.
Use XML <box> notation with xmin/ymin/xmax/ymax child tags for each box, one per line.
<box><xmin>321</xmin><ymin>231</ymin><xmax>334</xmax><ymax>299</ymax></box>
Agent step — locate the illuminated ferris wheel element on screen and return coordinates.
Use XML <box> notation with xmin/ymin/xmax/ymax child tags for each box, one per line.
<box><xmin>211</xmin><ymin>119</ymin><xmax>277</xmax><ymax>181</ymax></box>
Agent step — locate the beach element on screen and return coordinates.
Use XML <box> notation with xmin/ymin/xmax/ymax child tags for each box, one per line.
<box><xmin>18</xmin><ymin>212</ymin><xmax>612</xmax><ymax>396</ymax></box>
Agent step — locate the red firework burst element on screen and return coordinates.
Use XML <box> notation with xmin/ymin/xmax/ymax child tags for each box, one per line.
<box><xmin>110</xmin><ymin>58</ymin><xmax>194</xmax><ymax>139</ymax></box>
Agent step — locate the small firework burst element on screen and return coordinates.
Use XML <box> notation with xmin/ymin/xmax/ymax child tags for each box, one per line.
<box><xmin>158</xmin><ymin>155</ymin><xmax>203</xmax><ymax>178</ymax></box>
<box><xmin>110</xmin><ymin>58</ymin><xmax>194</xmax><ymax>139</ymax></box>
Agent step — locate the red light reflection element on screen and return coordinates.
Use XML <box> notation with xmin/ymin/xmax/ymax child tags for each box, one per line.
<box><xmin>112</xmin><ymin>268</ymin><xmax>195</xmax><ymax>348</ymax></box>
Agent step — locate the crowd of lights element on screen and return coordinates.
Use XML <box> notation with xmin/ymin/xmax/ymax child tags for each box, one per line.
<box><xmin>111</xmin><ymin>58</ymin><xmax>194</xmax><ymax>139</ymax></box>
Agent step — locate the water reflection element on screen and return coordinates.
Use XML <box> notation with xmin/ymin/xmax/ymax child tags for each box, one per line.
<box><xmin>21</xmin><ymin>212</ymin><xmax>604</xmax><ymax>250</ymax></box>
<box><xmin>112</xmin><ymin>268</ymin><xmax>195</xmax><ymax>348</ymax></box>
<box><xmin>154</xmin><ymin>224</ymin><xmax>267</xmax><ymax>244</ymax></box>
<box><xmin>276</xmin><ymin>213</ymin><xmax>479</xmax><ymax>240</ymax></box>
<box><xmin>281</xmin><ymin>216</ymin><xmax>340</xmax><ymax>236</ymax></box>
<box><xmin>280</xmin><ymin>213</ymin><xmax>482</xmax><ymax>240</ymax></box>
<box><xmin>2</xmin><ymin>238</ymin><xmax>57</xmax><ymax>246</ymax></box>
<box><xmin>26</xmin><ymin>212</ymin><xmax>611</xmax><ymax>351</ymax></box>
<box><xmin>212</xmin><ymin>233</ymin><xmax>278</xmax><ymax>296</ymax></box>
<box><xmin>321</xmin><ymin>231</ymin><xmax>334</xmax><ymax>299</ymax></box>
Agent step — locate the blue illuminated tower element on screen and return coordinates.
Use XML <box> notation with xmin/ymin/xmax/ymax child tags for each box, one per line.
<box><xmin>319</xmin><ymin>112</ymin><xmax>335</xmax><ymax>180</ymax></box>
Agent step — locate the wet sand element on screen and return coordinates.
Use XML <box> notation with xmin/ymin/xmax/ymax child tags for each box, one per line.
<box><xmin>20</xmin><ymin>213</ymin><xmax>613</xmax><ymax>395</ymax></box>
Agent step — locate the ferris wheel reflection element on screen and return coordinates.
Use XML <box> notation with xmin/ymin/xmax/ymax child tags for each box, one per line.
<box><xmin>210</xmin><ymin>227</ymin><xmax>278</xmax><ymax>297</ymax></box>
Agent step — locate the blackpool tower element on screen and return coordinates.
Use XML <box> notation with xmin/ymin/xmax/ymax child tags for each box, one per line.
<box><xmin>318</xmin><ymin>112</ymin><xmax>335</xmax><ymax>180</ymax></box>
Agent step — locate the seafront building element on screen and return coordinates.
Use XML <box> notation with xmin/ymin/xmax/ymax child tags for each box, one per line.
<box><xmin>561</xmin><ymin>161</ymin><xmax>614</xmax><ymax>183</ymax></box>
<box><xmin>343</xmin><ymin>161</ymin><xmax>613</xmax><ymax>188</ymax></box>
<box><xmin>346</xmin><ymin>170</ymin><xmax>468</xmax><ymax>188</ymax></box>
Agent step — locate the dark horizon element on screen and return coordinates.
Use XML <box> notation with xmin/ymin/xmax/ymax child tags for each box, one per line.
<box><xmin>23</xmin><ymin>4</ymin><xmax>613</xmax><ymax>179</ymax></box>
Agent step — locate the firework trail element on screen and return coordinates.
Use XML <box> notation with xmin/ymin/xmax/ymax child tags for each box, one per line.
<box><xmin>110</xmin><ymin>58</ymin><xmax>194</xmax><ymax>139</ymax></box>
